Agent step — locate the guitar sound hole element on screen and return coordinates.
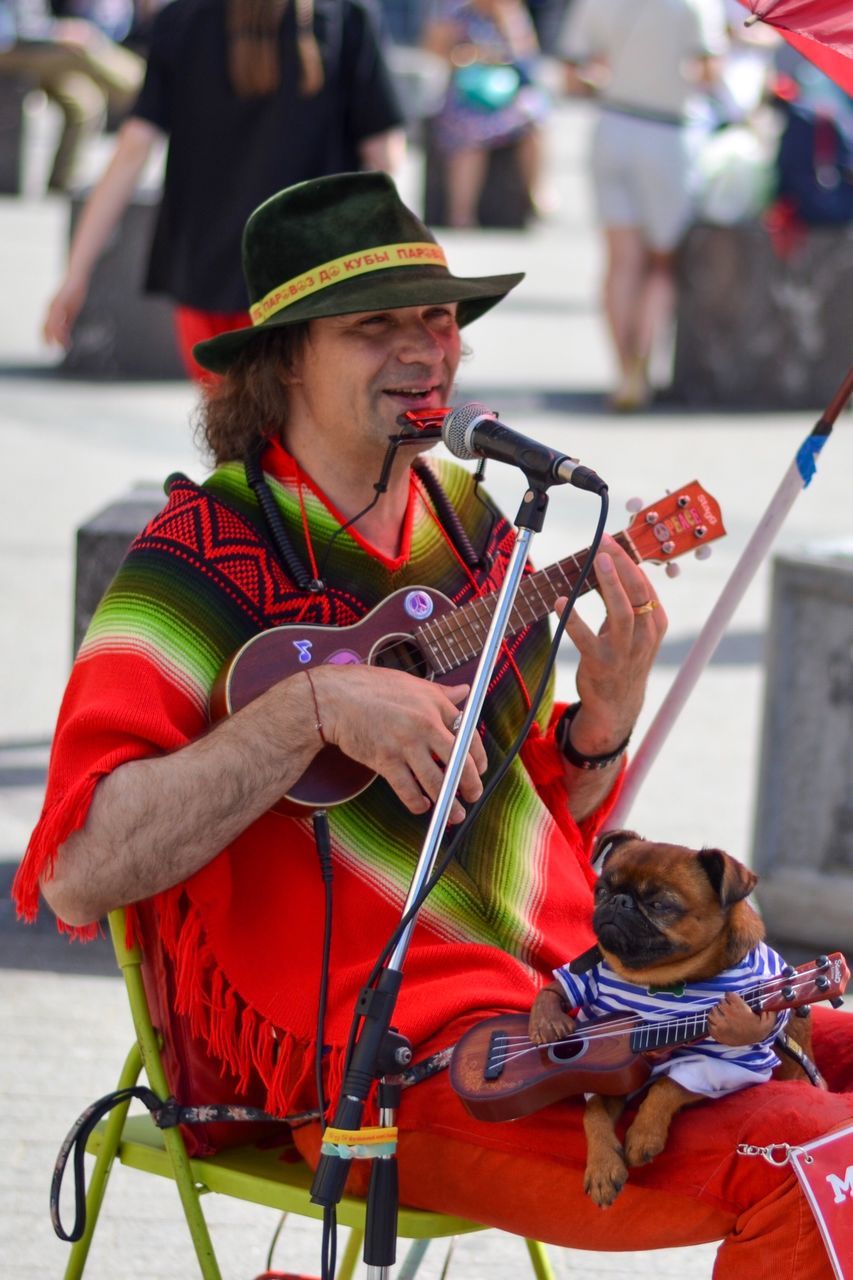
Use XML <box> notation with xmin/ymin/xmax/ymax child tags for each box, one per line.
<box><xmin>548</xmin><ymin>1038</ymin><xmax>587</xmax><ymax>1064</ymax></box>
<box><xmin>372</xmin><ymin>637</ymin><xmax>431</xmax><ymax>678</ymax></box>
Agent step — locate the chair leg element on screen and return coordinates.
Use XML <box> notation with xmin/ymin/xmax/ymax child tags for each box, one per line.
<box><xmin>119</xmin><ymin>944</ymin><xmax>222</xmax><ymax>1278</ymax></box>
<box><xmin>159</xmin><ymin>1124</ymin><xmax>223</xmax><ymax>1280</ymax></box>
<box><xmin>335</xmin><ymin>1226</ymin><xmax>364</xmax><ymax>1280</ymax></box>
<box><xmin>63</xmin><ymin>1043</ymin><xmax>143</xmax><ymax>1280</ymax></box>
<box><xmin>395</xmin><ymin>1237</ymin><xmax>432</xmax><ymax>1279</ymax></box>
<box><xmin>525</xmin><ymin>1237</ymin><xmax>556</xmax><ymax>1280</ymax></box>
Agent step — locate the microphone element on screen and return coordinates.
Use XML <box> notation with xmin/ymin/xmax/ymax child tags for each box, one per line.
<box><xmin>442</xmin><ymin>402</ymin><xmax>607</xmax><ymax>494</ymax></box>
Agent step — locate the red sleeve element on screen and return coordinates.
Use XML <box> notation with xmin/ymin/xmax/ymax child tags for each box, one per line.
<box><xmin>520</xmin><ymin>701</ymin><xmax>626</xmax><ymax>890</ymax></box>
<box><xmin>12</xmin><ymin>649</ymin><xmax>203</xmax><ymax>938</ymax></box>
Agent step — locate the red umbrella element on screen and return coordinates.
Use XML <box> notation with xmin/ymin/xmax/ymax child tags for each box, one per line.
<box><xmin>736</xmin><ymin>1</ymin><xmax>853</xmax><ymax>95</ymax></box>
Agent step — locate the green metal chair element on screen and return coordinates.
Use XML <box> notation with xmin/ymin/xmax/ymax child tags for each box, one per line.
<box><xmin>61</xmin><ymin>908</ymin><xmax>556</xmax><ymax>1280</ymax></box>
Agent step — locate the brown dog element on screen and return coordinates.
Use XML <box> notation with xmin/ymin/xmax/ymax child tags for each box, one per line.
<box><xmin>529</xmin><ymin>829</ymin><xmax>816</xmax><ymax>1208</ymax></box>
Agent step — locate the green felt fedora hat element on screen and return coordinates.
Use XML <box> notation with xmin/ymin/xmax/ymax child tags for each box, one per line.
<box><xmin>193</xmin><ymin>171</ymin><xmax>524</xmax><ymax>373</ymax></box>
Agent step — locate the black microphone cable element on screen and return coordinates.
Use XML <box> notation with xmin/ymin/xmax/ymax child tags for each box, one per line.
<box><xmin>312</xmin><ymin>808</ymin><xmax>338</xmax><ymax>1280</ymax></box>
<box><xmin>316</xmin><ymin>485</ymin><xmax>609</xmax><ymax>1280</ymax></box>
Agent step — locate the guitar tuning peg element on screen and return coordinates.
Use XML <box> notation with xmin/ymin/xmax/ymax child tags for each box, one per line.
<box><xmin>694</xmin><ymin>546</ymin><xmax>712</xmax><ymax>561</ymax></box>
<box><xmin>625</xmin><ymin>497</ymin><xmax>644</xmax><ymax>514</ymax></box>
<box><xmin>665</xmin><ymin>562</ymin><xmax>681</xmax><ymax>578</ymax></box>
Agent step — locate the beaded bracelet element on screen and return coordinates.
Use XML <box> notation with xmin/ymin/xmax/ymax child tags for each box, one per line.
<box><xmin>555</xmin><ymin>702</ymin><xmax>630</xmax><ymax>772</ymax></box>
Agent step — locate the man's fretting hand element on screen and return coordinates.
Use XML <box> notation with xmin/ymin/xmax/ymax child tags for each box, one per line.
<box><xmin>555</xmin><ymin>534</ymin><xmax>667</xmax><ymax>758</ymax></box>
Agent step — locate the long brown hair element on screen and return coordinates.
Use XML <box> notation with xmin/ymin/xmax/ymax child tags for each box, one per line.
<box><xmin>226</xmin><ymin>0</ymin><xmax>324</xmax><ymax>98</ymax></box>
<box><xmin>196</xmin><ymin>325</ymin><xmax>310</xmax><ymax>465</ymax></box>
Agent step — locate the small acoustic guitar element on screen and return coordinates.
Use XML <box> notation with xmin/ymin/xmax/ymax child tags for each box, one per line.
<box><xmin>211</xmin><ymin>481</ymin><xmax>725</xmax><ymax>809</ymax></box>
<box><xmin>449</xmin><ymin>953</ymin><xmax>850</xmax><ymax>1121</ymax></box>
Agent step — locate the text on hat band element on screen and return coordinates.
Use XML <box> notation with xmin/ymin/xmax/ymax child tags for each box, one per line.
<box><xmin>249</xmin><ymin>242</ymin><xmax>450</xmax><ymax>325</ymax></box>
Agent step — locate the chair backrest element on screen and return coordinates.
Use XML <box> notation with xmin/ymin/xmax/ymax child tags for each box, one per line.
<box><xmin>107</xmin><ymin>909</ymin><xmax>172</xmax><ymax>1098</ymax></box>
<box><xmin>109</xmin><ymin>904</ymin><xmax>284</xmax><ymax>1156</ymax></box>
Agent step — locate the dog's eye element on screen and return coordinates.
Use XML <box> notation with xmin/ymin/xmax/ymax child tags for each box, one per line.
<box><xmin>648</xmin><ymin>900</ymin><xmax>669</xmax><ymax>913</ymax></box>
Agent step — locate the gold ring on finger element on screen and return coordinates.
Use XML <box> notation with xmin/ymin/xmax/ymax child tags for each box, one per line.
<box><xmin>632</xmin><ymin>600</ymin><xmax>659</xmax><ymax>616</ymax></box>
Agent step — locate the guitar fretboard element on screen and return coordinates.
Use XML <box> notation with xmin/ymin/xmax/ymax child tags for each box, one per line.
<box><xmin>628</xmin><ymin>983</ymin><xmax>768</xmax><ymax>1054</ymax></box>
<box><xmin>414</xmin><ymin>531</ymin><xmax>638</xmax><ymax>676</ymax></box>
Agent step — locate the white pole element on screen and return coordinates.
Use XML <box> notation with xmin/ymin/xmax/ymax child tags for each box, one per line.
<box><xmin>607</xmin><ymin>363</ymin><xmax>852</xmax><ymax>830</ymax></box>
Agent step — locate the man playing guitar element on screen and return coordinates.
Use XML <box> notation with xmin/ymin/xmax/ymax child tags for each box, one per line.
<box><xmin>16</xmin><ymin>173</ymin><xmax>853</xmax><ymax>1278</ymax></box>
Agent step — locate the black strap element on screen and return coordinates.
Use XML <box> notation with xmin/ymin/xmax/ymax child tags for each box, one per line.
<box><xmin>568</xmin><ymin>944</ymin><xmax>603</xmax><ymax>974</ymax></box>
<box><xmin>242</xmin><ymin>447</ymin><xmax>490</xmax><ymax>593</ymax></box>
<box><xmin>412</xmin><ymin>456</ymin><xmax>483</xmax><ymax>571</ymax></box>
<box><xmin>245</xmin><ymin>445</ymin><xmax>318</xmax><ymax>591</ymax></box>
<box><xmin>50</xmin><ymin>1086</ymin><xmax>306</xmax><ymax>1243</ymax></box>
<box><xmin>392</xmin><ymin>1044</ymin><xmax>455</xmax><ymax>1088</ymax></box>
<box><xmin>51</xmin><ymin>1046</ymin><xmax>453</xmax><ymax>1246</ymax></box>
<box><xmin>774</xmin><ymin>1031</ymin><xmax>827</xmax><ymax>1089</ymax></box>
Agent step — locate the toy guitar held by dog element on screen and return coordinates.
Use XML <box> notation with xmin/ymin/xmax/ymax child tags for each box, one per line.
<box><xmin>211</xmin><ymin>481</ymin><xmax>725</xmax><ymax>809</ymax></box>
<box><xmin>449</xmin><ymin>954</ymin><xmax>849</xmax><ymax>1122</ymax></box>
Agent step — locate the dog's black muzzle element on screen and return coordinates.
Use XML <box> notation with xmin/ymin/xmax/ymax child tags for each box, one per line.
<box><xmin>593</xmin><ymin>899</ymin><xmax>673</xmax><ymax>967</ymax></box>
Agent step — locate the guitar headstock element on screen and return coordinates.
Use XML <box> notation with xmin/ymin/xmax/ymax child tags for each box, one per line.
<box><xmin>618</xmin><ymin>481</ymin><xmax>726</xmax><ymax>575</ymax></box>
<box><xmin>761</xmin><ymin>953</ymin><xmax>850</xmax><ymax>1014</ymax></box>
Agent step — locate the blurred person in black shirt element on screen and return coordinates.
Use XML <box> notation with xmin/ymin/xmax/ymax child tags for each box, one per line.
<box><xmin>42</xmin><ymin>0</ymin><xmax>406</xmax><ymax>377</ymax></box>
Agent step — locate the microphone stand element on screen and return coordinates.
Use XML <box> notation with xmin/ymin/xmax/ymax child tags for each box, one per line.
<box><xmin>310</xmin><ymin>475</ymin><xmax>555</xmax><ymax>1279</ymax></box>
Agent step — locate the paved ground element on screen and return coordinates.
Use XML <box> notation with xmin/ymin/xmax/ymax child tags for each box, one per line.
<box><xmin>2</xmin><ymin>92</ymin><xmax>852</xmax><ymax>1279</ymax></box>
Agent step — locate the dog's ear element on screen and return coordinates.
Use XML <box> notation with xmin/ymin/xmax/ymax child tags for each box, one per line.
<box><xmin>594</xmin><ymin>828</ymin><xmax>641</xmax><ymax>866</ymax></box>
<box><xmin>696</xmin><ymin>848</ymin><xmax>758</xmax><ymax>906</ymax></box>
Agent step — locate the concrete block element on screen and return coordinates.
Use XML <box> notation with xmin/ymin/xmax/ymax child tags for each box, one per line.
<box><xmin>752</xmin><ymin>544</ymin><xmax>853</xmax><ymax>952</ymax></box>
<box><xmin>63</xmin><ymin>190</ymin><xmax>185</xmax><ymax>379</ymax></box>
<box><xmin>74</xmin><ymin>484</ymin><xmax>164</xmax><ymax>655</ymax></box>
<box><xmin>671</xmin><ymin>221</ymin><xmax>853</xmax><ymax>408</ymax></box>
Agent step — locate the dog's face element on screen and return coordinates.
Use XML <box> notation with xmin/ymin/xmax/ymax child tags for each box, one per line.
<box><xmin>590</xmin><ymin>830</ymin><xmax>765</xmax><ymax>986</ymax></box>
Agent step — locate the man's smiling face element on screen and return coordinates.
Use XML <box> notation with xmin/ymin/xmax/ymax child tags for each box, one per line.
<box><xmin>284</xmin><ymin>303</ymin><xmax>462</xmax><ymax>458</ymax></box>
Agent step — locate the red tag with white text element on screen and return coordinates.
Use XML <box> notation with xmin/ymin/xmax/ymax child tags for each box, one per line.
<box><xmin>791</xmin><ymin>1124</ymin><xmax>853</xmax><ymax>1278</ymax></box>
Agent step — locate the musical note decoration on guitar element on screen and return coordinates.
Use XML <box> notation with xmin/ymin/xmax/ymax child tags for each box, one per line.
<box><xmin>449</xmin><ymin>954</ymin><xmax>849</xmax><ymax>1122</ymax></box>
<box><xmin>211</xmin><ymin>481</ymin><xmax>725</xmax><ymax>809</ymax></box>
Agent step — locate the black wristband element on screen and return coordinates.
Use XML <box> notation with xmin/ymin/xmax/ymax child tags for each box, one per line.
<box><xmin>555</xmin><ymin>702</ymin><xmax>631</xmax><ymax>772</ymax></box>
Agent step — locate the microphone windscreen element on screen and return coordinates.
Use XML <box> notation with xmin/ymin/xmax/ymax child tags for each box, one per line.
<box><xmin>441</xmin><ymin>402</ymin><xmax>495</xmax><ymax>460</ymax></box>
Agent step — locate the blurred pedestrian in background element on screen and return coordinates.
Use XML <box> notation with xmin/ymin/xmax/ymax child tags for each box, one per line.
<box><xmin>0</xmin><ymin>0</ymin><xmax>144</xmax><ymax>192</ymax></box>
<box><xmin>524</xmin><ymin>0</ymin><xmax>571</xmax><ymax>58</ymax></box>
<box><xmin>42</xmin><ymin>0</ymin><xmax>407</xmax><ymax>378</ymax></box>
<box><xmin>421</xmin><ymin>0</ymin><xmax>550</xmax><ymax>228</ymax></box>
<box><xmin>50</xmin><ymin>0</ymin><xmax>136</xmax><ymax>44</ymax></box>
<box><xmin>768</xmin><ymin>46</ymin><xmax>853</xmax><ymax>243</ymax></box>
<box><xmin>712</xmin><ymin>0</ymin><xmax>779</xmax><ymax>126</ymax></box>
<box><xmin>559</xmin><ymin>0</ymin><xmax>728</xmax><ymax>411</ymax></box>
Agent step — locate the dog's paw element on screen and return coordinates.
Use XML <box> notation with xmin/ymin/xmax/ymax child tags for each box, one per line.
<box><xmin>624</xmin><ymin>1120</ymin><xmax>666</xmax><ymax>1168</ymax></box>
<box><xmin>583</xmin><ymin>1150</ymin><xmax>628</xmax><ymax>1207</ymax></box>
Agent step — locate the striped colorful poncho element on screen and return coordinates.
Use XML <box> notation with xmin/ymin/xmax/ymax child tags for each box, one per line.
<box><xmin>15</xmin><ymin>442</ymin><xmax>622</xmax><ymax>1120</ymax></box>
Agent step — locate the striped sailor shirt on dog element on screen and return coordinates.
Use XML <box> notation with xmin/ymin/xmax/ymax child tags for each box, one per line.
<box><xmin>553</xmin><ymin>942</ymin><xmax>791</xmax><ymax>1098</ymax></box>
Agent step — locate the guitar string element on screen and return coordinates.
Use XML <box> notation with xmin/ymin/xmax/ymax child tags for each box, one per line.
<box><xmin>489</xmin><ymin>964</ymin><xmax>830</xmax><ymax>1052</ymax></box>
<box><xmin>490</xmin><ymin>970</ymin><xmax>826</xmax><ymax>1052</ymax></box>
<box><xmin>489</xmin><ymin>972</ymin><xmax>819</xmax><ymax>1064</ymax></box>
<box><xmin>419</xmin><ymin>552</ymin><xmax>582</xmax><ymax>669</ymax></box>
<box><xmin>484</xmin><ymin>968</ymin><xmax>829</xmax><ymax>1069</ymax></box>
<box><xmin>417</xmin><ymin>528</ymin><xmax>641</xmax><ymax>671</ymax></box>
<box><xmin>487</xmin><ymin>983</ymin><xmax>824</xmax><ymax>1069</ymax></box>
